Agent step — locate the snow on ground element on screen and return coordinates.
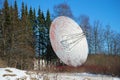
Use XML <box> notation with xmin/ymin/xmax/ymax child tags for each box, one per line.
<box><xmin>0</xmin><ymin>67</ymin><xmax>120</xmax><ymax>80</ymax></box>
<box><xmin>0</xmin><ymin>67</ymin><xmax>42</xmax><ymax>80</ymax></box>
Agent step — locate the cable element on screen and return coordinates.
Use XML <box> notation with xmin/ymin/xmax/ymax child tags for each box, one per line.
<box><xmin>60</xmin><ymin>32</ymin><xmax>85</xmax><ymax>51</ymax></box>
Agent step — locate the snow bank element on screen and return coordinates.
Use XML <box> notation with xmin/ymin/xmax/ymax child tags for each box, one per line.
<box><xmin>0</xmin><ymin>67</ymin><xmax>120</xmax><ymax>80</ymax></box>
<box><xmin>0</xmin><ymin>67</ymin><xmax>29</xmax><ymax>80</ymax></box>
<box><xmin>0</xmin><ymin>67</ymin><xmax>42</xmax><ymax>80</ymax></box>
<box><xmin>46</xmin><ymin>73</ymin><xmax>120</xmax><ymax>80</ymax></box>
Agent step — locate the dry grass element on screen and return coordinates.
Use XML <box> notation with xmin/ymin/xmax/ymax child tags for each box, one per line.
<box><xmin>5</xmin><ymin>69</ymin><xmax>13</xmax><ymax>73</ymax></box>
<box><xmin>84</xmin><ymin>54</ymin><xmax>120</xmax><ymax>76</ymax></box>
<box><xmin>45</xmin><ymin>54</ymin><xmax>120</xmax><ymax>77</ymax></box>
<box><xmin>43</xmin><ymin>75</ymin><xmax>49</xmax><ymax>80</ymax></box>
<box><xmin>3</xmin><ymin>74</ymin><xmax>16</xmax><ymax>77</ymax></box>
<box><xmin>85</xmin><ymin>54</ymin><xmax>120</xmax><ymax>66</ymax></box>
<box><xmin>0</xmin><ymin>59</ymin><xmax>7</xmax><ymax>67</ymax></box>
<box><xmin>16</xmin><ymin>76</ymin><xmax>27</xmax><ymax>80</ymax></box>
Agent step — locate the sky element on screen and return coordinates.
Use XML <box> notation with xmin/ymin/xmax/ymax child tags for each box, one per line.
<box><xmin>1</xmin><ymin>0</ymin><xmax>120</xmax><ymax>33</ymax></box>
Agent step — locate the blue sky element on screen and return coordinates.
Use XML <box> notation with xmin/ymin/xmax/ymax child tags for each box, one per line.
<box><xmin>2</xmin><ymin>0</ymin><xmax>120</xmax><ymax>33</ymax></box>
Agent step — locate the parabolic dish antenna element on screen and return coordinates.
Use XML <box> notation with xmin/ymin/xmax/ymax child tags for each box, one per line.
<box><xmin>50</xmin><ymin>16</ymin><xmax>88</xmax><ymax>67</ymax></box>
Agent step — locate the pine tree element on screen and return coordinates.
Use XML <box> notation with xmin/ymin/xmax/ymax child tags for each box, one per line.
<box><xmin>17</xmin><ymin>2</ymin><xmax>26</xmax><ymax>69</ymax></box>
<box><xmin>33</xmin><ymin>8</ymin><xmax>36</xmax><ymax>20</ymax></box>
<box><xmin>45</xmin><ymin>9</ymin><xmax>51</xmax><ymax>28</ymax></box>
<box><xmin>21</xmin><ymin>2</ymin><xmax>27</xmax><ymax>31</ymax></box>
<box><xmin>12</xmin><ymin>0</ymin><xmax>19</xmax><ymax>48</ymax></box>
<box><xmin>41</xmin><ymin>12</ymin><xmax>45</xmax><ymax>25</ymax></box>
<box><xmin>37</xmin><ymin>7</ymin><xmax>45</xmax><ymax>25</ymax></box>
<box><xmin>45</xmin><ymin>9</ymin><xmax>51</xmax><ymax>45</ymax></box>
<box><xmin>3</xmin><ymin>0</ymin><xmax>11</xmax><ymax>56</ymax></box>
<box><xmin>0</xmin><ymin>9</ymin><xmax>3</xmax><ymax>57</ymax></box>
<box><xmin>14</xmin><ymin>0</ymin><xmax>18</xmax><ymax>21</ymax></box>
<box><xmin>13</xmin><ymin>0</ymin><xmax>19</xmax><ymax>31</ymax></box>
<box><xmin>36</xmin><ymin>7</ymin><xmax>47</xmax><ymax>70</ymax></box>
<box><xmin>37</xmin><ymin>7</ymin><xmax>41</xmax><ymax>24</ymax></box>
<box><xmin>28</xmin><ymin>6</ymin><xmax>34</xmax><ymax>33</ymax></box>
<box><xmin>4</xmin><ymin>0</ymin><xmax>11</xmax><ymax>28</ymax></box>
<box><xmin>29</xmin><ymin>7</ymin><xmax>34</xmax><ymax>21</ymax></box>
<box><xmin>45</xmin><ymin>10</ymin><xmax>58</xmax><ymax>62</ymax></box>
<box><xmin>27</xmin><ymin>7</ymin><xmax>35</xmax><ymax>56</ymax></box>
<box><xmin>25</xmin><ymin>6</ymin><xmax>35</xmax><ymax>69</ymax></box>
<box><xmin>21</xmin><ymin>2</ymin><xmax>27</xmax><ymax>43</ymax></box>
<box><xmin>28</xmin><ymin>6</ymin><xmax>34</xmax><ymax>41</ymax></box>
<box><xmin>21</xmin><ymin>2</ymin><xmax>25</xmax><ymax>20</ymax></box>
<box><xmin>3</xmin><ymin>0</ymin><xmax>13</xmax><ymax>67</ymax></box>
<box><xmin>25</xmin><ymin>5</ymin><xmax>28</xmax><ymax>17</ymax></box>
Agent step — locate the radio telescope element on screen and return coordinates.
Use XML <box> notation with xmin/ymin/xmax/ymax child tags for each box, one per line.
<box><xmin>50</xmin><ymin>16</ymin><xmax>88</xmax><ymax>67</ymax></box>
